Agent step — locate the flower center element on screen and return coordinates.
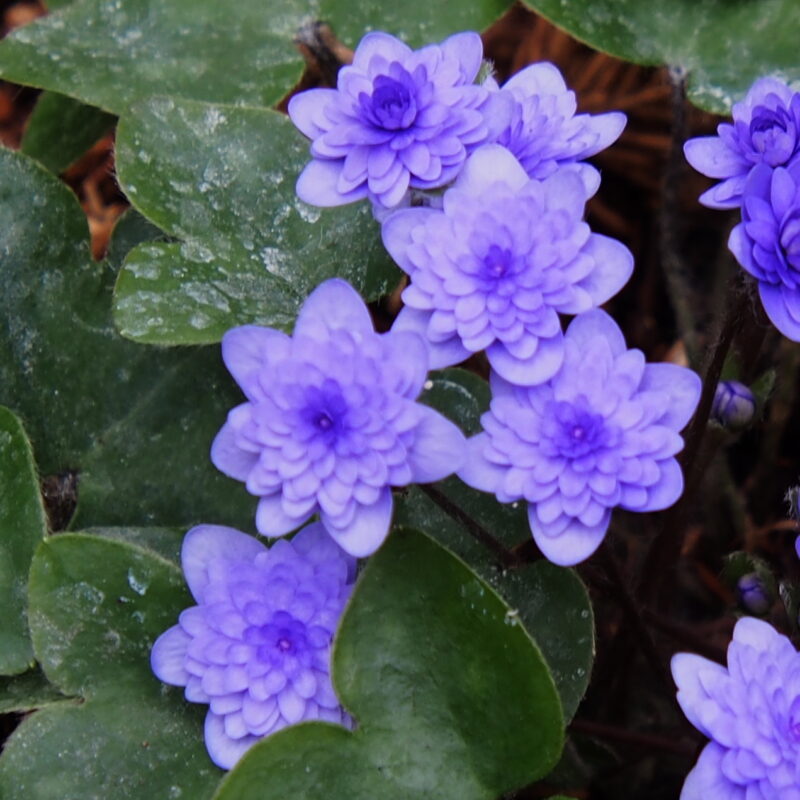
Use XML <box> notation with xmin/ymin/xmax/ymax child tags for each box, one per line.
<box><xmin>315</xmin><ymin>412</ymin><xmax>334</xmax><ymax>431</ymax></box>
<box><xmin>368</xmin><ymin>75</ymin><xmax>417</xmax><ymax>130</ymax></box>
<box><xmin>277</xmin><ymin>635</ymin><xmax>293</xmax><ymax>653</ymax></box>
<box><xmin>540</xmin><ymin>399</ymin><xmax>614</xmax><ymax>460</ymax></box>
<box><xmin>750</xmin><ymin>106</ymin><xmax>795</xmax><ymax>165</ymax></box>
<box><xmin>483</xmin><ymin>244</ymin><xmax>513</xmax><ymax>279</ymax></box>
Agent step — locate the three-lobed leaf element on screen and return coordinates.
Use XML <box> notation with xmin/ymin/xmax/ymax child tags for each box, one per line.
<box><xmin>0</xmin><ymin>0</ymin><xmax>306</xmax><ymax>114</ymax></box>
<box><xmin>0</xmin><ymin>147</ymin><xmax>254</xmax><ymax>529</ymax></box>
<box><xmin>214</xmin><ymin>528</ymin><xmax>564</xmax><ymax>799</ymax></box>
<box><xmin>113</xmin><ymin>98</ymin><xmax>400</xmax><ymax>345</ymax></box>
<box><xmin>0</xmin><ymin>532</ymin><xmax>221</xmax><ymax>799</ymax></box>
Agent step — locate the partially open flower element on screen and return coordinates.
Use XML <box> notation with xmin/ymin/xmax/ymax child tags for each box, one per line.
<box><xmin>728</xmin><ymin>162</ymin><xmax>800</xmax><ymax>341</ymax></box>
<box><xmin>711</xmin><ymin>380</ymin><xmax>756</xmax><ymax>429</ymax></box>
<box><xmin>684</xmin><ymin>77</ymin><xmax>800</xmax><ymax>209</ymax></box>
<box><xmin>459</xmin><ymin>309</ymin><xmax>700</xmax><ymax>565</ymax></box>
<box><xmin>492</xmin><ymin>61</ymin><xmax>626</xmax><ymax>196</ymax></box>
<box><xmin>151</xmin><ymin>523</ymin><xmax>356</xmax><ymax>769</ymax></box>
<box><xmin>673</xmin><ymin>617</ymin><xmax>800</xmax><ymax>798</ymax></box>
<box><xmin>288</xmin><ymin>31</ymin><xmax>507</xmax><ymax>208</ymax></box>
<box><xmin>211</xmin><ymin>278</ymin><xmax>465</xmax><ymax>557</ymax></box>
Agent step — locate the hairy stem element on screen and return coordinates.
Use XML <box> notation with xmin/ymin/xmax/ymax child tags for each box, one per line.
<box><xmin>418</xmin><ymin>483</ymin><xmax>520</xmax><ymax>569</ymax></box>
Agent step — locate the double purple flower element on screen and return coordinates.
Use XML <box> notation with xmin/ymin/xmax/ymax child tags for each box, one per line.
<box><xmin>729</xmin><ymin>162</ymin><xmax>800</xmax><ymax>341</ymax></box>
<box><xmin>459</xmin><ymin>310</ymin><xmax>700</xmax><ymax>565</ymax></box>
<box><xmin>288</xmin><ymin>31</ymin><xmax>505</xmax><ymax>208</ymax></box>
<box><xmin>673</xmin><ymin>617</ymin><xmax>800</xmax><ymax>798</ymax></box>
<box><xmin>382</xmin><ymin>145</ymin><xmax>633</xmax><ymax>385</ymax></box>
<box><xmin>491</xmin><ymin>61</ymin><xmax>626</xmax><ymax>196</ymax></box>
<box><xmin>151</xmin><ymin>523</ymin><xmax>355</xmax><ymax>769</ymax></box>
<box><xmin>211</xmin><ymin>278</ymin><xmax>465</xmax><ymax>557</ymax></box>
<box><xmin>685</xmin><ymin>77</ymin><xmax>800</xmax><ymax>209</ymax></box>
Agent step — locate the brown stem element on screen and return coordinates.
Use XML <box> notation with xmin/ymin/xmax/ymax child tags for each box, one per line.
<box><xmin>638</xmin><ymin>279</ymin><xmax>751</xmax><ymax>606</ymax></box>
<box><xmin>417</xmin><ymin>484</ymin><xmax>519</xmax><ymax>569</ymax></box>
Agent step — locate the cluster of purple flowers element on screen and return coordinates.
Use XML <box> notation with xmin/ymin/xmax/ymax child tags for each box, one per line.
<box><xmin>686</xmin><ymin>78</ymin><xmax>800</xmax><ymax>341</ymax></box>
<box><xmin>153</xmin><ymin>28</ymin><xmax>703</xmax><ymax>769</ymax></box>
<box><xmin>288</xmin><ymin>30</ymin><xmax>700</xmax><ymax>567</ymax></box>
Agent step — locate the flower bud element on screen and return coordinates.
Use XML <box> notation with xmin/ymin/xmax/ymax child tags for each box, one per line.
<box><xmin>711</xmin><ymin>380</ymin><xmax>756</xmax><ymax>429</ymax></box>
<box><xmin>737</xmin><ymin>572</ymin><xmax>772</xmax><ymax>615</ymax></box>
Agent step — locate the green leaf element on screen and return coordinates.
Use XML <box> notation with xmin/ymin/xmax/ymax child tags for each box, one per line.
<box><xmin>105</xmin><ymin>208</ymin><xmax>168</xmax><ymax>271</ymax></box>
<box><xmin>521</xmin><ymin>0</ymin><xmax>800</xmax><ymax>113</ymax></box>
<box><xmin>113</xmin><ymin>98</ymin><xmax>400</xmax><ymax>345</ymax></box>
<box><xmin>0</xmin><ymin>667</ymin><xmax>67</xmax><ymax>714</ymax></box>
<box><xmin>0</xmin><ymin>147</ymin><xmax>253</xmax><ymax>529</ymax></box>
<box><xmin>319</xmin><ymin>0</ymin><xmax>514</xmax><ymax>49</ymax></box>
<box><xmin>21</xmin><ymin>92</ymin><xmax>114</xmax><ymax>173</ymax></box>
<box><xmin>400</xmin><ymin>369</ymin><xmax>594</xmax><ymax>720</ymax></box>
<box><xmin>0</xmin><ymin>406</ymin><xmax>48</xmax><ymax>675</ymax></box>
<box><xmin>0</xmin><ymin>533</ymin><xmax>222</xmax><ymax>799</ymax></box>
<box><xmin>0</xmin><ymin>0</ymin><xmax>306</xmax><ymax>114</ymax></box>
<box><xmin>214</xmin><ymin>529</ymin><xmax>563</xmax><ymax>800</ymax></box>
<box><xmin>84</xmin><ymin>526</ymin><xmax>184</xmax><ymax>566</ymax></box>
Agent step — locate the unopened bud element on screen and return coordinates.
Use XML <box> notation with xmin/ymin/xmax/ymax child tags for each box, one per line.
<box><xmin>711</xmin><ymin>380</ymin><xmax>756</xmax><ymax>430</ymax></box>
<box><xmin>737</xmin><ymin>573</ymin><xmax>772</xmax><ymax>615</ymax></box>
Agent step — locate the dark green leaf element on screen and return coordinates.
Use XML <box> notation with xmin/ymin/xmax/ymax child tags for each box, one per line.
<box><xmin>0</xmin><ymin>0</ymin><xmax>306</xmax><ymax>114</ymax></box>
<box><xmin>0</xmin><ymin>533</ymin><xmax>223</xmax><ymax>799</ymax></box>
<box><xmin>0</xmin><ymin>667</ymin><xmax>67</xmax><ymax>714</ymax></box>
<box><xmin>105</xmin><ymin>208</ymin><xmax>167</xmax><ymax>270</ymax></box>
<box><xmin>400</xmin><ymin>369</ymin><xmax>594</xmax><ymax>719</ymax></box>
<box><xmin>320</xmin><ymin>0</ymin><xmax>514</xmax><ymax>49</ymax></box>
<box><xmin>0</xmin><ymin>147</ymin><xmax>254</xmax><ymax>529</ymax></box>
<box><xmin>21</xmin><ymin>92</ymin><xmax>114</xmax><ymax>173</ymax></box>
<box><xmin>214</xmin><ymin>529</ymin><xmax>563</xmax><ymax>799</ymax></box>
<box><xmin>113</xmin><ymin>99</ymin><xmax>400</xmax><ymax>345</ymax></box>
<box><xmin>0</xmin><ymin>692</ymin><xmax>218</xmax><ymax>800</ymax></box>
<box><xmin>0</xmin><ymin>406</ymin><xmax>48</xmax><ymax>675</ymax></box>
<box><xmin>522</xmin><ymin>0</ymin><xmax>800</xmax><ymax>113</ymax></box>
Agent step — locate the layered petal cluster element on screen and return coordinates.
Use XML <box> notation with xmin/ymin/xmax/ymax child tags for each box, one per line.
<box><xmin>672</xmin><ymin>617</ymin><xmax>800</xmax><ymax>799</ymax></box>
<box><xmin>288</xmin><ymin>31</ymin><xmax>506</xmax><ymax>208</ymax></box>
<box><xmin>492</xmin><ymin>62</ymin><xmax>626</xmax><ymax>196</ymax></box>
<box><xmin>728</xmin><ymin>162</ymin><xmax>800</xmax><ymax>340</ymax></box>
<box><xmin>383</xmin><ymin>145</ymin><xmax>634</xmax><ymax>385</ymax></box>
<box><xmin>151</xmin><ymin>523</ymin><xmax>356</xmax><ymax>769</ymax></box>
<box><xmin>459</xmin><ymin>310</ymin><xmax>700</xmax><ymax>565</ymax></box>
<box><xmin>211</xmin><ymin>279</ymin><xmax>465</xmax><ymax>557</ymax></box>
<box><xmin>685</xmin><ymin>77</ymin><xmax>800</xmax><ymax>209</ymax></box>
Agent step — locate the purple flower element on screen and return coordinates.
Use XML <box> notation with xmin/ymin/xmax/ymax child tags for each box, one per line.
<box><xmin>458</xmin><ymin>310</ymin><xmax>700</xmax><ymax>565</ymax></box>
<box><xmin>685</xmin><ymin>77</ymin><xmax>800</xmax><ymax>209</ymax></box>
<box><xmin>711</xmin><ymin>380</ymin><xmax>756</xmax><ymax>429</ymax></box>
<box><xmin>288</xmin><ymin>31</ymin><xmax>507</xmax><ymax>209</ymax></box>
<box><xmin>491</xmin><ymin>61</ymin><xmax>626</xmax><ymax>196</ymax></box>
<box><xmin>151</xmin><ymin>523</ymin><xmax>355</xmax><ymax>769</ymax></box>
<box><xmin>736</xmin><ymin>573</ymin><xmax>772</xmax><ymax>616</ymax></box>
<box><xmin>728</xmin><ymin>162</ymin><xmax>800</xmax><ymax>340</ymax></box>
<box><xmin>382</xmin><ymin>145</ymin><xmax>634</xmax><ymax>385</ymax></box>
<box><xmin>211</xmin><ymin>278</ymin><xmax>466</xmax><ymax>557</ymax></box>
<box><xmin>672</xmin><ymin>617</ymin><xmax>800</xmax><ymax>798</ymax></box>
